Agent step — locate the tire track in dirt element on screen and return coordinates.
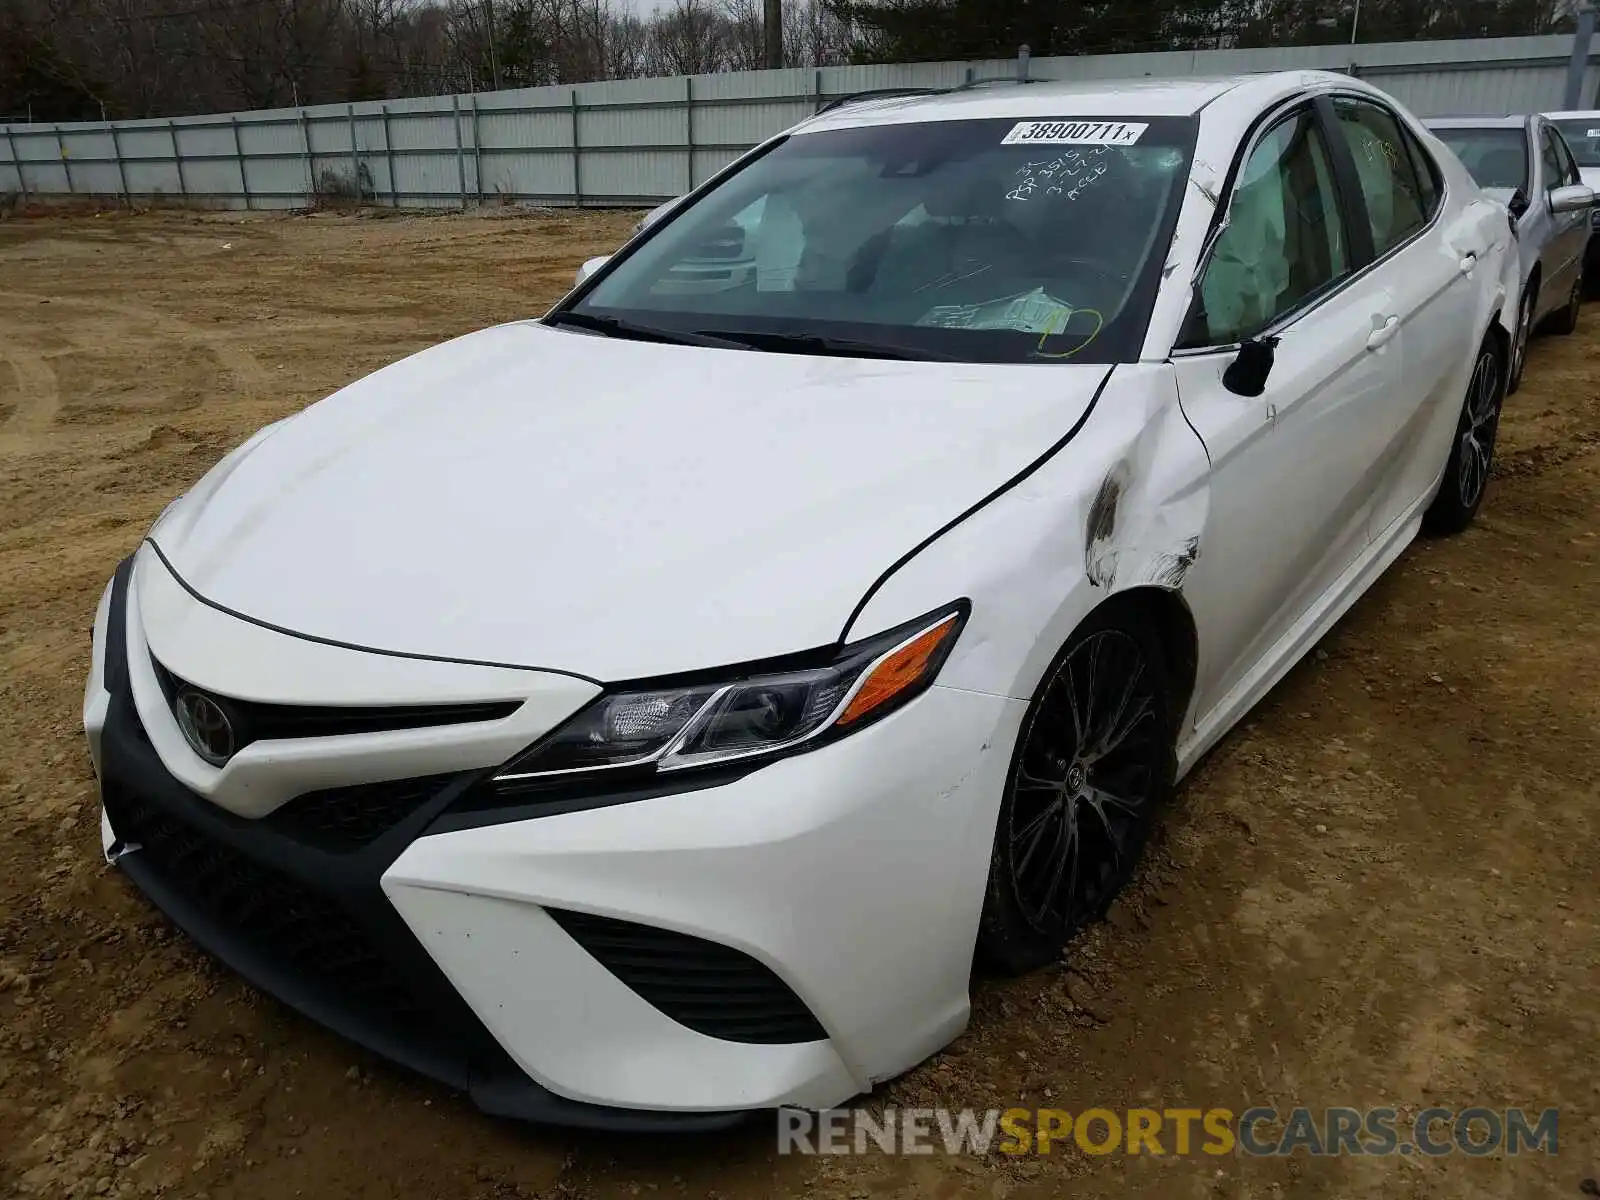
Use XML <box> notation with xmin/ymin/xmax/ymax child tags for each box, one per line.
<box><xmin>0</xmin><ymin>331</ymin><xmax>60</xmax><ymax>444</ymax></box>
<box><xmin>1</xmin><ymin>291</ymin><xmax>269</xmax><ymax>398</ymax></box>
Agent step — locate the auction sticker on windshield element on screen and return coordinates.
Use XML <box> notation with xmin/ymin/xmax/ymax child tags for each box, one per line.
<box><xmin>1002</xmin><ymin>120</ymin><xmax>1148</xmax><ymax>147</ymax></box>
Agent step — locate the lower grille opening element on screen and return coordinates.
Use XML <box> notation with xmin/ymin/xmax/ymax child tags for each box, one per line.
<box><xmin>266</xmin><ymin>775</ymin><xmax>459</xmax><ymax>853</ymax></box>
<box><xmin>103</xmin><ymin>784</ymin><xmax>430</xmax><ymax>1035</ymax></box>
<box><xmin>547</xmin><ymin>908</ymin><xmax>826</xmax><ymax>1045</ymax></box>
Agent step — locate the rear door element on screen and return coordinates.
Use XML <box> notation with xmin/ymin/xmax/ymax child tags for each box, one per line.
<box><xmin>1172</xmin><ymin>100</ymin><xmax>1402</xmax><ymax>726</ymax></box>
<box><xmin>1324</xmin><ymin>94</ymin><xmax>1484</xmax><ymax>543</ymax></box>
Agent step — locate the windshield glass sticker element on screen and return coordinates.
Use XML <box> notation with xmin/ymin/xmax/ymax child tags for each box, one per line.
<box><xmin>1002</xmin><ymin>120</ymin><xmax>1147</xmax><ymax>147</ymax></box>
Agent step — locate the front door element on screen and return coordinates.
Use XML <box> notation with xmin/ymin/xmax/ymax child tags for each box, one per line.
<box><xmin>1173</xmin><ymin>102</ymin><xmax>1407</xmax><ymax>729</ymax></box>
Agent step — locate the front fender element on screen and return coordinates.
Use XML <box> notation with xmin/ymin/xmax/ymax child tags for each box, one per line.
<box><xmin>844</xmin><ymin>364</ymin><xmax>1211</xmax><ymax>709</ymax></box>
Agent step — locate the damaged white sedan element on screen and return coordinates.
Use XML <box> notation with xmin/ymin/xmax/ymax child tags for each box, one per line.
<box><xmin>86</xmin><ymin>71</ymin><xmax>1515</xmax><ymax>1128</ymax></box>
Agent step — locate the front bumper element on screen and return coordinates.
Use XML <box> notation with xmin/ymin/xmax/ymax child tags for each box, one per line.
<box><xmin>88</xmin><ymin>552</ymin><xmax>1026</xmax><ymax>1124</ymax></box>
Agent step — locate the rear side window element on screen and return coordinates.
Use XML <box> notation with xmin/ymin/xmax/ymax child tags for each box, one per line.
<box><xmin>1331</xmin><ymin>97</ymin><xmax>1429</xmax><ymax>256</ymax></box>
<box><xmin>1191</xmin><ymin>108</ymin><xmax>1351</xmax><ymax>344</ymax></box>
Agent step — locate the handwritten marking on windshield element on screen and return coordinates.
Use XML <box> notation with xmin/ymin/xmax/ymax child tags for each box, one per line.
<box><xmin>1007</xmin><ymin>147</ymin><xmax>1111</xmax><ymax>202</ymax></box>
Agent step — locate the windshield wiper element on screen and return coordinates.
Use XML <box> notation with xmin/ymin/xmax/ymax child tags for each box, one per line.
<box><xmin>545</xmin><ymin>310</ymin><xmax>750</xmax><ymax>351</ymax></box>
<box><xmin>692</xmin><ymin>328</ymin><xmax>958</xmax><ymax>362</ymax></box>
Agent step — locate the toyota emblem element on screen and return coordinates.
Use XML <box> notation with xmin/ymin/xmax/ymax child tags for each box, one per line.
<box><xmin>176</xmin><ymin>689</ymin><xmax>236</xmax><ymax>765</ymax></box>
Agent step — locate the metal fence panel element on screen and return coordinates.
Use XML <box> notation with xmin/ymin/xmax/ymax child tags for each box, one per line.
<box><xmin>5</xmin><ymin>34</ymin><xmax>1600</xmax><ymax>210</ymax></box>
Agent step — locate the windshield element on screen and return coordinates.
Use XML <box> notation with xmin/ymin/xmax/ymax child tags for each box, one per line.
<box><xmin>562</xmin><ymin>115</ymin><xmax>1196</xmax><ymax>363</ymax></box>
<box><xmin>1434</xmin><ymin>126</ymin><xmax>1528</xmax><ymax>193</ymax></box>
<box><xmin>1551</xmin><ymin>118</ymin><xmax>1600</xmax><ymax>168</ymax></box>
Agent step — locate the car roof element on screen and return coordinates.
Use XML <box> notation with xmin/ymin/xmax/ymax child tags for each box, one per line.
<box><xmin>1544</xmin><ymin>109</ymin><xmax>1600</xmax><ymax>119</ymax></box>
<box><xmin>798</xmin><ymin>71</ymin><xmax>1347</xmax><ymax>131</ymax></box>
<box><xmin>1425</xmin><ymin>114</ymin><xmax>1529</xmax><ymax>130</ymax></box>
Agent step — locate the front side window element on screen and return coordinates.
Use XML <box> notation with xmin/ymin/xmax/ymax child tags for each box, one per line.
<box><xmin>568</xmin><ymin>116</ymin><xmax>1197</xmax><ymax>363</ymax></box>
<box><xmin>1547</xmin><ymin>127</ymin><xmax>1581</xmax><ymax>187</ymax></box>
<box><xmin>1550</xmin><ymin>118</ymin><xmax>1600</xmax><ymax>168</ymax></box>
<box><xmin>1189</xmin><ymin>109</ymin><xmax>1350</xmax><ymax>345</ymax></box>
<box><xmin>1542</xmin><ymin>128</ymin><xmax>1580</xmax><ymax>188</ymax></box>
<box><xmin>1540</xmin><ymin>128</ymin><xmax>1567</xmax><ymax>192</ymax></box>
<box><xmin>1332</xmin><ymin>97</ymin><xmax>1428</xmax><ymax>256</ymax></box>
<box><xmin>1432</xmin><ymin>126</ymin><xmax>1528</xmax><ymax>195</ymax></box>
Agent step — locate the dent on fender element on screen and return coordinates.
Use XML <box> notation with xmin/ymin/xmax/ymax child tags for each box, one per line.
<box><xmin>845</xmin><ymin>366</ymin><xmax>1211</xmax><ymax>701</ymax></box>
<box><xmin>1083</xmin><ymin>397</ymin><xmax>1208</xmax><ymax>595</ymax></box>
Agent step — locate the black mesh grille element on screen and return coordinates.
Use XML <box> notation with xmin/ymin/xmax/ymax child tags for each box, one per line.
<box><xmin>150</xmin><ymin>657</ymin><xmax>519</xmax><ymax>753</ymax></box>
<box><xmin>547</xmin><ymin>909</ymin><xmax>826</xmax><ymax>1045</ymax></box>
<box><xmin>102</xmin><ymin>783</ymin><xmax>426</xmax><ymax>1031</ymax></box>
<box><xmin>266</xmin><ymin>775</ymin><xmax>458</xmax><ymax>853</ymax></box>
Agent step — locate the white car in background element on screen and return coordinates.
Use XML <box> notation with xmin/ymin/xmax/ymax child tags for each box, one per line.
<box><xmin>87</xmin><ymin>71</ymin><xmax>1517</xmax><ymax>1129</ymax></box>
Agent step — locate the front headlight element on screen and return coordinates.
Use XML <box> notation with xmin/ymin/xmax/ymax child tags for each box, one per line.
<box><xmin>495</xmin><ymin>602</ymin><xmax>967</xmax><ymax>783</ymax></box>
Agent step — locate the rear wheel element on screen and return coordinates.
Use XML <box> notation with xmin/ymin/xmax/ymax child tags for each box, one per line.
<box><xmin>1422</xmin><ymin>336</ymin><xmax>1504</xmax><ymax>537</ymax></box>
<box><xmin>977</xmin><ymin>609</ymin><xmax>1176</xmax><ymax>974</ymax></box>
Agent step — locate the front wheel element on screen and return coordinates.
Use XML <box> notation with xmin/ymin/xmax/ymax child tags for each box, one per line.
<box><xmin>1422</xmin><ymin>337</ymin><xmax>1504</xmax><ymax>537</ymax></box>
<box><xmin>976</xmin><ymin>609</ymin><xmax>1176</xmax><ymax>974</ymax></box>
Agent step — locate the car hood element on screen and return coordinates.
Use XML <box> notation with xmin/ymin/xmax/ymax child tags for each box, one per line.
<box><xmin>152</xmin><ymin>321</ymin><xmax>1111</xmax><ymax>680</ymax></box>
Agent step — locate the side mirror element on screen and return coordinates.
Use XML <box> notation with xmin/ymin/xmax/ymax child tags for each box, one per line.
<box><xmin>574</xmin><ymin>255</ymin><xmax>609</xmax><ymax>287</ymax></box>
<box><xmin>1548</xmin><ymin>183</ymin><xmax>1595</xmax><ymax>214</ymax></box>
<box><xmin>1223</xmin><ymin>335</ymin><xmax>1279</xmax><ymax>398</ymax></box>
<box><xmin>1507</xmin><ymin>187</ymin><xmax>1530</xmax><ymax>219</ymax></box>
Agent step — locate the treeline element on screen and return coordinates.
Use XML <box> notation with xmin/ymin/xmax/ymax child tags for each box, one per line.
<box><xmin>831</xmin><ymin>0</ymin><xmax>1573</xmax><ymax>62</ymax></box>
<box><xmin>0</xmin><ymin>0</ymin><xmax>1576</xmax><ymax>123</ymax></box>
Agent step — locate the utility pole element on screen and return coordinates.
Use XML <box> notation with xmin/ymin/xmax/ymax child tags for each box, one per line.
<box><xmin>764</xmin><ymin>0</ymin><xmax>783</xmax><ymax>69</ymax></box>
<box><xmin>1565</xmin><ymin>2</ymin><xmax>1596</xmax><ymax>110</ymax></box>
<box><xmin>1349</xmin><ymin>0</ymin><xmax>1361</xmax><ymax>45</ymax></box>
<box><xmin>485</xmin><ymin>0</ymin><xmax>502</xmax><ymax>90</ymax></box>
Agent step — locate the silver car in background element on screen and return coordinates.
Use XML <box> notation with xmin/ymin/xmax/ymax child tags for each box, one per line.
<box><xmin>1543</xmin><ymin>110</ymin><xmax>1600</xmax><ymax>287</ymax></box>
<box><xmin>1427</xmin><ymin>114</ymin><xmax>1594</xmax><ymax>391</ymax></box>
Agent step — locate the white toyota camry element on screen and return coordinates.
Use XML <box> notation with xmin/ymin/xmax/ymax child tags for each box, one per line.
<box><xmin>86</xmin><ymin>70</ymin><xmax>1518</xmax><ymax>1128</ymax></box>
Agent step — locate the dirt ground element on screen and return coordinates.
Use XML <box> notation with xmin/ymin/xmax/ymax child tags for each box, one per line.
<box><xmin>0</xmin><ymin>208</ymin><xmax>1595</xmax><ymax>1200</ymax></box>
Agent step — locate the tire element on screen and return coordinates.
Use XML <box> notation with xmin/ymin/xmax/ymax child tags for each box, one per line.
<box><xmin>976</xmin><ymin>606</ymin><xmax>1177</xmax><ymax>975</ymax></box>
<box><xmin>1422</xmin><ymin>335</ymin><xmax>1505</xmax><ymax>538</ymax></box>
<box><xmin>1506</xmin><ymin>283</ymin><xmax>1533</xmax><ymax>395</ymax></box>
<box><xmin>1543</xmin><ymin>269</ymin><xmax>1582</xmax><ymax>336</ymax></box>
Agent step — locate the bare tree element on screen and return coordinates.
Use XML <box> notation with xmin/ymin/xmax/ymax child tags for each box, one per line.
<box><xmin>783</xmin><ymin>0</ymin><xmax>850</xmax><ymax>65</ymax></box>
<box><xmin>720</xmin><ymin>0</ymin><xmax>764</xmax><ymax>70</ymax></box>
<box><xmin>648</xmin><ymin>0</ymin><xmax>729</xmax><ymax>74</ymax></box>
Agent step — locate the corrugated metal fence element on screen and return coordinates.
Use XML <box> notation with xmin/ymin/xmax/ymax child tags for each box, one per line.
<box><xmin>3</xmin><ymin>35</ymin><xmax>1597</xmax><ymax>211</ymax></box>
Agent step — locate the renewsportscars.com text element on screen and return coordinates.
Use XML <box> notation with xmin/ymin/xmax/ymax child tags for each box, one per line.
<box><xmin>777</xmin><ymin>1105</ymin><xmax>1559</xmax><ymax>1158</ymax></box>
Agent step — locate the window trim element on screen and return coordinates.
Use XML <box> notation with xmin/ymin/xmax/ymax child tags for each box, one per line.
<box><xmin>1398</xmin><ymin>119</ymin><xmax>1445</xmax><ymax>218</ymax></box>
<box><xmin>1173</xmin><ymin>88</ymin><xmax>1450</xmax><ymax>358</ymax></box>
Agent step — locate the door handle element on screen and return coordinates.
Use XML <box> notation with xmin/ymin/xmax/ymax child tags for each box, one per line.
<box><xmin>1366</xmin><ymin>314</ymin><xmax>1400</xmax><ymax>350</ymax></box>
<box><xmin>1458</xmin><ymin>252</ymin><xmax>1478</xmax><ymax>275</ymax></box>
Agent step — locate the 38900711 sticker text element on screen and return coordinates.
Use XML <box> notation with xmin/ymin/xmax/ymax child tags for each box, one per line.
<box><xmin>1001</xmin><ymin>120</ymin><xmax>1149</xmax><ymax>147</ymax></box>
